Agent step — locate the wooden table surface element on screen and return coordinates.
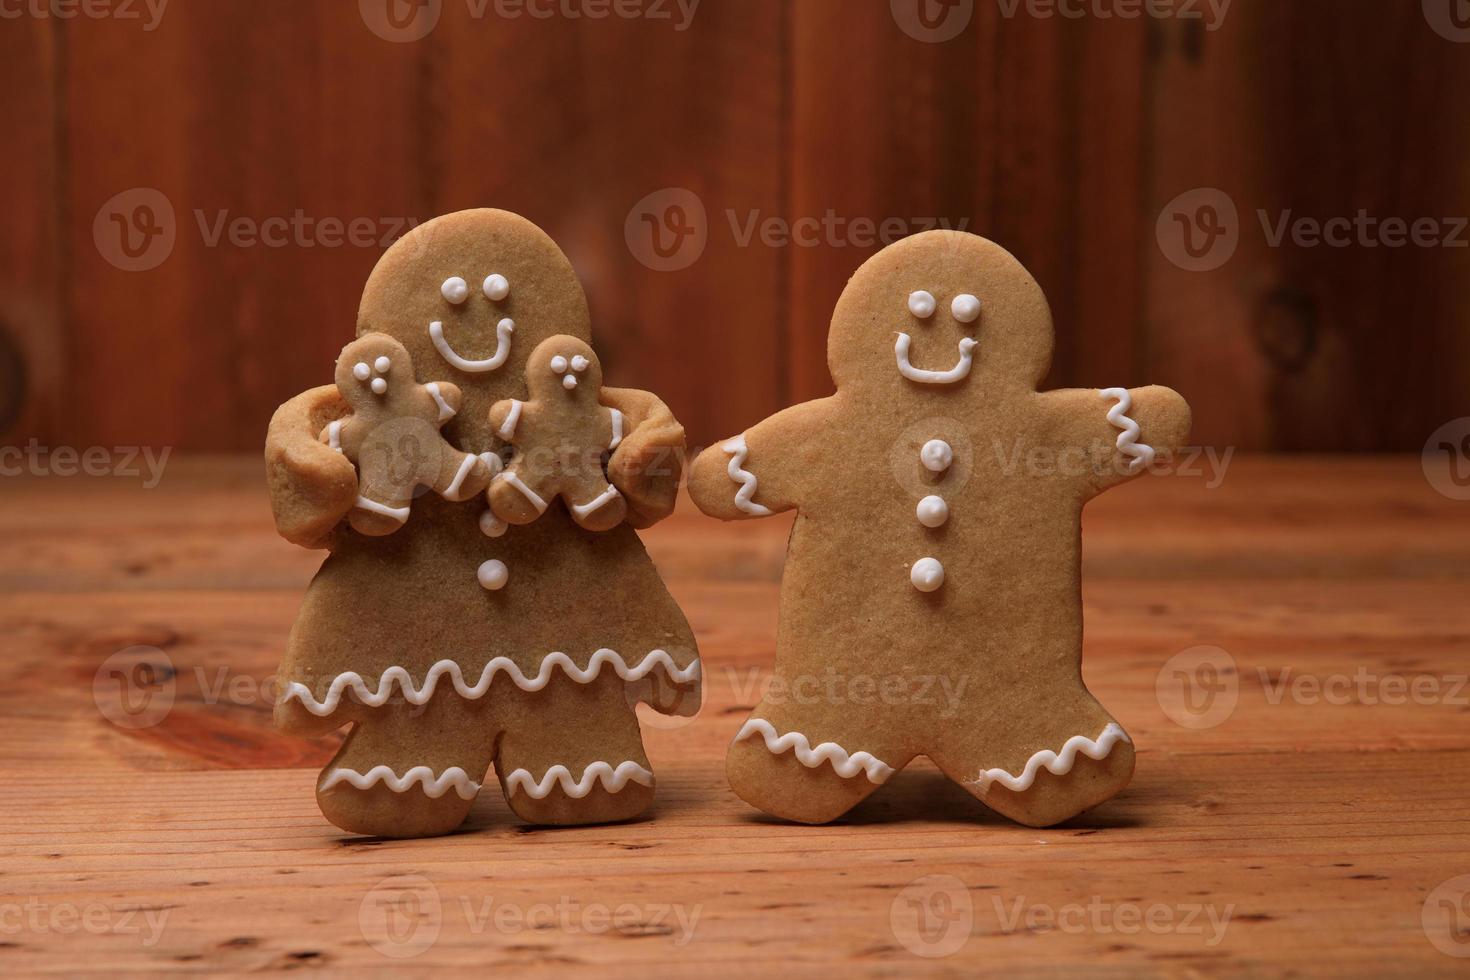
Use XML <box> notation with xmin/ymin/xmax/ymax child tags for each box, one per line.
<box><xmin>2</xmin><ymin>455</ymin><xmax>1468</xmax><ymax>976</ymax></box>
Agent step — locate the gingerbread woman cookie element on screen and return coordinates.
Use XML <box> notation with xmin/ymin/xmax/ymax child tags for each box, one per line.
<box><xmin>488</xmin><ymin>336</ymin><xmax>628</xmax><ymax>532</ymax></box>
<box><xmin>322</xmin><ymin>334</ymin><xmax>493</xmax><ymax>536</ymax></box>
<box><xmin>687</xmin><ymin>230</ymin><xmax>1191</xmax><ymax>828</ymax></box>
<box><xmin>265</xmin><ymin>209</ymin><xmax>700</xmax><ymax>837</ymax></box>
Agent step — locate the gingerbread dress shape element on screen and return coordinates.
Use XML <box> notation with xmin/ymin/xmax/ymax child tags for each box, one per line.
<box><xmin>266</xmin><ymin>209</ymin><xmax>700</xmax><ymax>837</ymax></box>
<box><xmin>687</xmin><ymin>231</ymin><xmax>1191</xmax><ymax>828</ymax></box>
<box><xmin>488</xmin><ymin>336</ymin><xmax>629</xmax><ymax>533</ymax></box>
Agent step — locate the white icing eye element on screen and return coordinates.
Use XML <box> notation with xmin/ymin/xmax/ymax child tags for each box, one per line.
<box><xmin>550</xmin><ymin>355</ymin><xmax>569</xmax><ymax>373</ymax></box>
<box><xmin>908</xmin><ymin>290</ymin><xmax>937</xmax><ymax>319</ymax></box>
<box><xmin>370</xmin><ymin>377</ymin><xmax>388</xmax><ymax>395</ymax></box>
<box><xmin>952</xmin><ymin>294</ymin><xmax>982</xmax><ymax>323</ymax></box>
<box><xmin>441</xmin><ymin>276</ymin><xmax>469</xmax><ymax>305</ymax></box>
<box><xmin>353</xmin><ymin>362</ymin><xmax>371</xmax><ymax>381</ymax></box>
<box><xmin>920</xmin><ymin>439</ymin><xmax>953</xmax><ymax>473</ymax></box>
<box><xmin>571</xmin><ymin>355</ymin><xmax>589</xmax><ymax>373</ymax></box>
<box><xmin>563</xmin><ymin>374</ymin><xmax>578</xmax><ymax>390</ymax></box>
<box><xmin>477</xmin><ymin>559</ymin><xmax>509</xmax><ymax>590</ymax></box>
<box><xmin>374</xmin><ymin>356</ymin><xmax>391</xmax><ymax>373</ymax></box>
<box><xmin>483</xmin><ymin>274</ymin><xmax>510</xmax><ymax>301</ymax></box>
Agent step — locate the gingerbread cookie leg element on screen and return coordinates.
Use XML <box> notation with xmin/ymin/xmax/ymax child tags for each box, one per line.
<box><xmin>727</xmin><ymin>701</ymin><xmax>913</xmax><ymax>825</ymax></box>
<box><xmin>491</xmin><ymin>672</ymin><xmax>655</xmax><ymax>826</ymax></box>
<box><xmin>928</xmin><ymin>687</ymin><xmax>1134</xmax><ymax>828</ymax></box>
<box><xmin>315</xmin><ymin>696</ymin><xmax>495</xmax><ymax>838</ymax></box>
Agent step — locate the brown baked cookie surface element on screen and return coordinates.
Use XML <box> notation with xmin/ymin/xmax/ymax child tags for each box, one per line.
<box><xmin>687</xmin><ymin>231</ymin><xmax>1191</xmax><ymax>828</ymax></box>
<box><xmin>265</xmin><ymin>209</ymin><xmax>699</xmax><ymax>837</ymax></box>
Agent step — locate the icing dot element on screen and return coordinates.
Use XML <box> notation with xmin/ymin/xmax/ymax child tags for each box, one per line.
<box><xmin>353</xmin><ymin>362</ymin><xmax>371</xmax><ymax>381</ymax></box>
<box><xmin>908</xmin><ymin>290</ymin><xmax>937</xmax><ymax>319</ymax></box>
<box><xmin>550</xmin><ymin>355</ymin><xmax>569</xmax><ymax>373</ymax></box>
<box><xmin>563</xmin><ymin>374</ymin><xmax>578</xmax><ymax>390</ymax></box>
<box><xmin>479</xmin><ymin>509</ymin><xmax>508</xmax><ymax>538</ymax></box>
<box><xmin>952</xmin><ymin>294</ymin><xmax>982</xmax><ymax>323</ymax></box>
<box><xmin>571</xmin><ymin>355</ymin><xmax>589</xmax><ymax>372</ymax></box>
<box><xmin>477</xmin><ymin>559</ymin><xmax>509</xmax><ymax>590</ymax></box>
<box><xmin>920</xmin><ymin>439</ymin><xmax>953</xmax><ymax>473</ymax></box>
<box><xmin>483</xmin><ymin>274</ymin><xmax>510</xmax><ymax>301</ymax></box>
<box><xmin>374</xmin><ymin>356</ymin><xmax>391</xmax><ymax>373</ymax></box>
<box><xmin>370</xmin><ymin>377</ymin><xmax>388</xmax><ymax>395</ymax></box>
<box><xmin>911</xmin><ymin>557</ymin><xmax>945</xmax><ymax>592</ymax></box>
<box><xmin>917</xmin><ymin>495</ymin><xmax>949</xmax><ymax>528</ymax></box>
<box><xmin>479</xmin><ymin>451</ymin><xmax>504</xmax><ymax>479</ymax></box>
<box><xmin>441</xmin><ymin>276</ymin><xmax>469</xmax><ymax>304</ymax></box>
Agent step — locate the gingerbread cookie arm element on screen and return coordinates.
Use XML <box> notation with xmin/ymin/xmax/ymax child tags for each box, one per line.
<box><xmin>601</xmin><ymin>386</ymin><xmax>686</xmax><ymax>530</ymax></box>
<box><xmin>687</xmin><ymin>399</ymin><xmax>835</xmax><ymax>520</ymax></box>
<box><xmin>1039</xmin><ymin>385</ymin><xmax>1192</xmax><ymax>497</ymax></box>
<box><xmin>266</xmin><ymin>385</ymin><xmax>359</xmax><ymax>550</ymax></box>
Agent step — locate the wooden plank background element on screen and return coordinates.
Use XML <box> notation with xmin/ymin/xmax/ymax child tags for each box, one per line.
<box><xmin>3</xmin><ymin>0</ymin><xmax>1469</xmax><ymax>453</ymax></box>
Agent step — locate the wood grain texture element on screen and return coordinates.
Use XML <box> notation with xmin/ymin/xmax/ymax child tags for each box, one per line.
<box><xmin>5</xmin><ymin>3</ymin><xmax>1470</xmax><ymax>449</ymax></box>
<box><xmin>1</xmin><ymin>455</ymin><xmax>1468</xmax><ymax>974</ymax></box>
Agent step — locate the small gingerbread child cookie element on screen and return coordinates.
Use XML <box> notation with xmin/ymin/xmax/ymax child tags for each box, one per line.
<box><xmin>487</xmin><ymin>335</ymin><xmax>627</xmax><ymax>532</ymax></box>
<box><xmin>688</xmin><ymin>230</ymin><xmax>1191</xmax><ymax>829</ymax></box>
<box><xmin>322</xmin><ymin>334</ymin><xmax>493</xmax><ymax>535</ymax></box>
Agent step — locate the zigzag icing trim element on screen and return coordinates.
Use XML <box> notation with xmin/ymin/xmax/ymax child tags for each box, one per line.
<box><xmin>503</xmin><ymin>761</ymin><xmax>654</xmax><ymax>800</ymax></box>
<box><xmin>1099</xmin><ymin>388</ymin><xmax>1156</xmax><ymax>473</ymax></box>
<box><xmin>320</xmin><ymin>765</ymin><xmax>481</xmax><ymax>801</ymax></box>
<box><xmin>722</xmin><ymin>435</ymin><xmax>772</xmax><ymax>516</ymax></box>
<box><xmin>734</xmin><ymin>719</ymin><xmax>895</xmax><ymax>783</ymax></box>
<box><xmin>975</xmin><ymin>723</ymin><xmax>1131</xmax><ymax>793</ymax></box>
<box><xmin>282</xmin><ymin>651</ymin><xmax>701</xmax><ymax>717</ymax></box>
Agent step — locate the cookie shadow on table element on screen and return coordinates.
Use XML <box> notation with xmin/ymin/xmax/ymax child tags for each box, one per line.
<box><xmin>736</xmin><ymin>763</ymin><xmax>1148</xmax><ymax>830</ymax></box>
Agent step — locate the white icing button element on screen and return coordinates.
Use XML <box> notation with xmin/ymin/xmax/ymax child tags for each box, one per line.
<box><xmin>952</xmin><ymin>293</ymin><xmax>982</xmax><ymax>323</ymax></box>
<box><xmin>562</xmin><ymin>374</ymin><xmax>578</xmax><ymax>390</ymax></box>
<box><xmin>911</xmin><ymin>557</ymin><xmax>945</xmax><ymax>593</ymax></box>
<box><xmin>374</xmin><ymin>355</ymin><xmax>391</xmax><ymax>373</ymax></box>
<box><xmin>921</xmin><ymin>439</ymin><xmax>953</xmax><ymax>473</ymax></box>
<box><xmin>477</xmin><ymin>559</ymin><xmax>509</xmax><ymax>590</ymax></box>
<box><xmin>479</xmin><ymin>509</ymin><xmax>508</xmax><ymax>538</ymax></box>
<box><xmin>370</xmin><ymin>377</ymin><xmax>388</xmax><ymax>395</ymax></box>
<box><xmin>479</xmin><ymin>451</ymin><xmax>504</xmax><ymax>479</ymax></box>
<box><xmin>353</xmin><ymin>362</ymin><xmax>371</xmax><ymax>381</ymax></box>
<box><xmin>571</xmin><ymin>355</ymin><xmax>589</xmax><ymax>372</ymax></box>
<box><xmin>441</xmin><ymin>276</ymin><xmax>469</xmax><ymax>304</ymax></box>
<box><xmin>908</xmin><ymin>290</ymin><xmax>936</xmax><ymax>319</ymax></box>
<box><xmin>483</xmin><ymin>274</ymin><xmax>510</xmax><ymax>301</ymax></box>
<box><xmin>917</xmin><ymin>495</ymin><xmax>949</xmax><ymax>528</ymax></box>
<box><xmin>550</xmin><ymin>355</ymin><xmax>568</xmax><ymax>373</ymax></box>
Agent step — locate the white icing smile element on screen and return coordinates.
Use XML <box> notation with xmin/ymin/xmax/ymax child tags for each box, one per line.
<box><xmin>895</xmin><ymin>333</ymin><xmax>978</xmax><ymax>385</ymax></box>
<box><xmin>429</xmin><ymin>317</ymin><xmax>515</xmax><ymax>372</ymax></box>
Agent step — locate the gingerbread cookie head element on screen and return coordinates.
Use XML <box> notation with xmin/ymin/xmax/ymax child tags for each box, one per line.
<box><xmin>827</xmin><ymin>231</ymin><xmax>1055</xmax><ymax>402</ymax></box>
<box><xmin>524</xmin><ymin>335</ymin><xmax>605</xmax><ymax>398</ymax></box>
<box><xmin>355</xmin><ymin>208</ymin><xmax>592</xmax><ymax>452</ymax></box>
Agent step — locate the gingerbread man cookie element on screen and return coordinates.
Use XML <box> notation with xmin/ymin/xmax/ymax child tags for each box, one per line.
<box><xmin>487</xmin><ymin>336</ymin><xmax>628</xmax><ymax>532</ymax></box>
<box><xmin>265</xmin><ymin>209</ymin><xmax>699</xmax><ymax>837</ymax></box>
<box><xmin>322</xmin><ymin>334</ymin><xmax>493</xmax><ymax>536</ymax></box>
<box><xmin>688</xmin><ymin>230</ymin><xmax>1191</xmax><ymax>828</ymax></box>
